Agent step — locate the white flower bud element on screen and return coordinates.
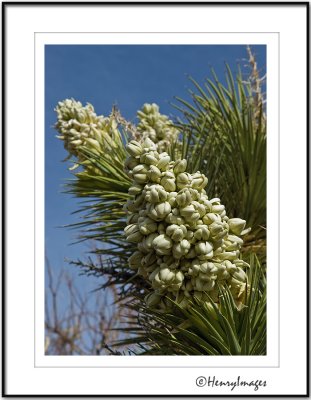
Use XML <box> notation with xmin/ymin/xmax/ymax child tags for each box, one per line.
<box><xmin>152</xmin><ymin>234</ymin><xmax>173</xmax><ymax>255</ymax></box>
<box><xmin>212</xmin><ymin>204</ymin><xmax>226</xmax><ymax>214</ymax></box>
<box><xmin>124</xmin><ymin>156</ymin><xmax>140</xmax><ymax>172</ymax></box>
<box><xmin>124</xmin><ymin>223</ymin><xmax>139</xmax><ymax>237</ymax></box>
<box><xmin>176</xmin><ymin>188</ymin><xmax>195</xmax><ymax>207</ymax></box>
<box><xmin>126</xmin><ymin>213</ymin><xmax>139</xmax><ymax>224</ymax></box>
<box><xmin>228</xmin><ymin>218</ymin><xmax>246</xmax><ymax>235</ymax></box>
<box><xmin>142</xmin><ymin>137</ymin><xmax>157</xmax><ymax>151</ymax></box>
<box><xmin>194</xmin><ymin>225</ymin><xmax>210</xmax><ymax>241</ymax></box>
<box><xmin>209</xmin><ymin>221</ymin><xmax>227</xmax><ymax>240</ymax></box>
<box><xmin>128</xmin><ymin>183</ymin><xmax>144</xmax><ymax>196</ymax></box>
<box><xmin>161</xmin><ymin>172</ymin><xmax>176</xmax><ymax>192</ymax></box>
<box><xmin>138</xmin><ymin>217</ymin><xmax>158</xmax><ymax>235</ymax></box>
<box><xmin>194</xmin><ymin>277</ymin><xmax>215</xmax><ymax>292</ymax></box>
<box><xmin>173</xmin><ymin>159</ymin><xmax>187</xmax><ymax>174</ymax></box>
<box><xmin>232</xmin><ymin>267</ymin><xmax>247</xmax><ymax>282</ymax></box>
<box><xmin>125</xmin><ymin>228</ymin><xmax>144</xmax><ymax>243</ymax></box>
<box><xmin>145</xmin><ymin>184</ymin><xmax>168</xmax><ymax>203</ymax></box>
<box><xmin>147</xmin><ymin>201</ymin><xmax>171</xmax><ymax>221</ymax></box>
<box><xmin>195</xmin><ymin>241</ymin><xmax>213</xmax><ymax>255</ymax></box>
<box><xmin>140</xmin><ymin>152</ymin><xmax>159</xmax><ymax>165</ymax></box>
<box><xmin>148</xmin><ymin>165</ymin><xmax>162</xmax><ymax>183</ymax></box>
<box><xmin>126</xmin><ymin>140</ymin><xmax>143</xmax><ymax>157</ymax></box>
<box><xmin>166</xmin><ymin>224</ymin><xmax>187</xmax><ymax>242</ymax></box>
<box><xmin>215</xmin><ymin>251</ymin><xmax>239</xmax><ymax>261</ymax></box>
<box><xmin>165</xmin><ymin>213</ymin><xmax>185</xmax><ymax>225</ymax></box>
<box><xmin>157</xmin><ymin>154</ymin><xmax>170</xmax><ymax>170</ymax></box>
<box><xmin>141</xmin><ymin>233</ymin><xmax>159</xmax><ymax>252</ymax></box>
<box><xmin>203</xmin><ymin>212</ymin><xmax>221</xmax><ymax>225</ymax></box>
<box><xmin>176</xmin><ymin>172</ymin><xmax>192</xmax><ymax>189</ymax></box>
<box><xmin>172</xmin><ymin>239</ymin><xmax>191</xmax><ymax>259</ymax></box>
<box><xmin>191</xmin><ymin>172</ymin><xmax>208</xmax><ymax>190</ymax></box>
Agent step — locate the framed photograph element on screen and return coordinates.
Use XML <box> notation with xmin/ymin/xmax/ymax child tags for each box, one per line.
<box><xmin>3</xmin><ymin>2</ymin><xmax>309</xmax><ymax>397</ymax></box>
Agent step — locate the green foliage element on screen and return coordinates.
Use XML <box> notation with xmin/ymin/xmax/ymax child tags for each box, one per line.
<box><xmin>172</xmin><ymin>64</ymin><xmax>266</xmax><ymax>256</ymax></box>
<box><xmin>114</xmin><ymin>254</ymin><xmax>266</xmax><ymax>355</ymax></box>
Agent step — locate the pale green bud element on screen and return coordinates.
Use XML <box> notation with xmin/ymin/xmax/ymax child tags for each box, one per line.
<box><xmin>199</xmin><ymin>262</ymin><xmax>218</xmax><ymax>274</ymax></box>
<box><xmin>223</xmin><ymin>235</ymin><xmax>243</xmax><ymax>251</ymax></box>
<box><xmin>173</xmin><ymin>159</ymin><xmax>187</xmax><ymax>174</ymax></box>
<box><xmin>212</xmin><ymin>204</ymin><xmax>226</xmax><ymax>214</ymax></box>
<box><xmin>203</xmin><ymin>213</ymin><xmax>221</xmax><ymax>225</ymax></box>
<box><xmin>142</xmin><ymin>137</ymin><xmax>157</xmax><ymax>151</ymax></box>
<box><xmin>128</xmin><ymin>183</ymin><xmax>144</xmax><ymax>196</ymax></box>
<box><xmin>126</xmin><ymin>140</ymin><xmax>143</xmax><ymax>157</ymax></box>
<box><xmin>138</xmin><ymin>217</ymin><xmax>158</xmax><ymax>235</ymax></box>
<box><xmin>157</xmin><ymin>153</ymin><xmax>171</xmax><ymax>170</ymax></box>
<box><xmin>203</xmin><ymin>301</ymin><xmax>219</xmax><ymax>320</ymax></box>
<box><xmin>195</xmin><ymin>241</ymin><xmax>213</xmax><ymax>256</ymax></box>
<box><xmin>230</xmin><ymin>279</ymin><xmax>246</xmax><ymax>299</ymax></box>
<box><xmin>126</xmin><ymin>213</ymin><xmax>139</xmax><ymax>224</ymax></box>
<box><xmin>152</xmin><ymin>234</ymin><xmax>173</xmax><ymax>255</ymax></box>
<box><xmin>194</xmin><ymin>225</ymin><xmax>210</xmax><ymax>241</ymax></box>
<box><xmin>147</xmin><ymin>201</ymin><xmax>171</xmax><ymax>221</ymax></box>
<box><xmin>180</xmin><ymin>204</ymin><xmax>200</xmax><ymax>223</ymax></box>
<box><xmin>141</xmin><ymin>233</ymin><xmax>159</xmax><ymax>252</ymax></box>
<box><xmin>233</xmin><ymin>259</ymin><xmax>250</xmax><ymax>269</ymax></box>
<box><xmin>191</xmin><ymin>172</ymin><xmax>208</xmax><ymax>190</ymax></box>
<box><xmin>148</xmin><ymin>165</ymin><xmax>162</xmax><ymax>183</ymax></box>
<box><xmin>132</xmin><ymin>174</ymin><xmax>147</xmax><ymax>184</ymax></box>
<box><xmin>193</xmin><ymin>277</ymin><xmax>215</xmax><ymax>292</ymax></box>
<box><xmin>132</xmin><ymin>193</ymin><xmax>145</xmax><ymax>209</ymax></box>
<box><xmin>223</xmin><ymin>260</ymin><xmax>238</xmax><ymax>273</ymax></box>
<box><xmin>215</xmin><ymin>251</ymin><xmax>239</xmax><ymax>261</ymax></box>
<box><xmin>179</xmin><ymin>204</ymin><xmax>195</xmax><ymax>218</ymax></box>
<box><xmin>125</xmin><ymin>229</ymin><xmax>144</xmax><ymax>243</ymax></box>
<box><xmin>140</xmin><ymin>151</ymin><xmax>159</xmax><ymax>165</ymax></box>
<box><xmin>132</xmin><ymin>164</ymin><xmax>149</xmax><ymax>184</ymax></box>
<box><xmin>145</xmin><ymin>184</ymin><xmax>168</xmax><ymax>203</ymax></box>
<box><xmin>161</xmin><ymin>172</ymin><xmax>176</xmax><ymax>192</ymax></box>
<box><xmin>165</xmin><ymin>212</ymin><xmax>185</xmax><ymax>225</ymax></box>
<box><xmin>228</xmin><ymin>218</ymin><xmax>246</xmax><ymax>235</ymax></box>
<box><xmin>176</xmin><ymin>188</ymin><xmax>194</xmax><ymax>207</ymax></box>
<box><xmin>153</xmin><ymin>268</ymin><xmax>184</xmax><ymax>291</ymax></box>
<box><xmin>123</xmin><ymin>200</ymin><xmax>138</xmax><ymax>213</ymax></box>
<box><xmin>192</xmin><ymin>201</ymin><xmax>206</xmax><ymax>217</ymax></box>
<box><xmin>176</xmin><ymin>172</ymin><xmax>191</xmax><ymax>189</ymax></box>
<box><xmin>124</xmin><ymin>156</ymin><xmax>140</xmax><ymax>171</ymax></box>
<box><xmin>232</xmin><ymin>267</ymin><xmax>247</xmax><ymax>282</ymax></box>
<box><xmin>172</xmin><ymin>239</ymin><xmax>191</xmax><ymax>259</ymax></box>
<box><xmin>209</xmin><ymin>221</ymin><xmax>227</xmax><ymax>240</ymax></box>
<box><xmin>215</xmin><ymin>262</ymin><xmax>231</xmax><ymax>280</ymax></box>
<box><xmin>84</xmin><ymin>137</ymin><xmax>101</xmax><ymax>151</ymax></box>
<box><xmin>166</xmin><ymin>224</ymin><xmax>187</xmax><ymax>242</ymax></box>
<box><xmin>132</xmin><ymin>164</ymin><xmax>148</xmax><ymax>175</ymax></box>
<box><xmin>167</xmin><ymin>191</ymin><xmax>177</xmax><ymax>207</ymax></box>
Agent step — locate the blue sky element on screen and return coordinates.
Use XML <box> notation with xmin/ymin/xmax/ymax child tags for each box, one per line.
<box><xmin>45</xmin><ymin>44</ymin><xmax>266</xmax><ymax>293</ymax></box>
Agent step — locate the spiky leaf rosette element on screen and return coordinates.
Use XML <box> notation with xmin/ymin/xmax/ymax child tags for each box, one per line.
<box><xmin>124</xmin><ymin>137</ymin><xmax>251</xmax><ymax>310</ymax></box>
<box><xmin>173</xmin><ymin>58</ymin><xmax>266</xmax><ymax>260</ymax></box>
<box><xmin>114</xmin><ymin>254</ymin><xmax>266</xmax><ymax>355</ymax></box>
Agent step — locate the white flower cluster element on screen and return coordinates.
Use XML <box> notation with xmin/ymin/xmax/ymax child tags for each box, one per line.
<box><xmin>136</xmin><ymin>103</ymin><xmax>179</xmax><ymax>152</ymax></box>
<box><xmin>124</xmin><ymin>138</ymin><xmax>250</xmax><ymax>310</ymax></box>
<box><xmin>55</xmin><ymin>99</ymin><xmax>119</xmax><ymax>160</ymax></box>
